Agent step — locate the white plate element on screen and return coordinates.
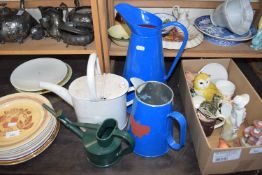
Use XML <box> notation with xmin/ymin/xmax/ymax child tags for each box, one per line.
<box><xmin>15</xmin><ymin>64</ymin><xmax>72</xmax><ymax>94</ymax></box>
<box><xmin>155</xmin><ymin>13</ymin><xmax>176</xmax><ymax>34</ymax></box>
<box><xmin>198</xmin><ymin>63</ymin><xmax>228</xmax><ymax>83</ymax></box>
<box><xmin>10</xmin><ymin>58</ymin><xmax>68</xmax><ymax>91</ymax></box>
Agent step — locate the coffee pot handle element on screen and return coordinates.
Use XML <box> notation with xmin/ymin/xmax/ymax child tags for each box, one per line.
<box><xmin>113</xmin><ymin>129</ymin><xmax>135</xmax><ymax>157</ymax></box>
<box><xmin>162</xmin><ymin>22</ymin><xmax>188</xmax><ymax>81</ymax></box>
<box><xmin>166</xmin><ymin>111</ymin><xmax>187</xmax><ymax>150</ymax></box>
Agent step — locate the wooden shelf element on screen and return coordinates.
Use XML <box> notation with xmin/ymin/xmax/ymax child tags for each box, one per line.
<box><xmin>0</xmin><ymin>0</ymin><xmax>91</xmax><ymax>8</ymax></box>
<box><xmin>0</xmin><ymin>38</ymin><xmax>96</xmax><ymax>55</ymax></box>
<box><xmin>114</xmin><ymin>0</ymin><xmax>261</xmax><ymax>9</ymax></box>
<box><xmin>109</xmin><ymin>40</ymin><xmax>262</xmax><ymax>58</ymax></box>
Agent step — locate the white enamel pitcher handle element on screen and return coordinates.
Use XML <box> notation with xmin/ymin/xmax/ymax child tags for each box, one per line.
<box><xmin>87</xmin><ymin>53</ymin><xmax>102</xmax><ymax>100</ymax></box>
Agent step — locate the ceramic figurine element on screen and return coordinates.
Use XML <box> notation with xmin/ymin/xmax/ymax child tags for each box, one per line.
<box><xmin>199</xmin><ymin>94</ymin><xmax>222</xmax><ymax>116</ymax></box>
<box><xmin>231</xmin><ymin>94</ymin><xmax>250</xmax><ymax>129</ymax></box>
<box><xmin>185</xmin><ymin>71</ymin><xmax>196</xmax><ymax>88</ymax></box>
<box><xmin>220</xmin><ymin>101</ymin><xmax>236</xmax><ymax>141</ymax></box>
<box><xmin>172</xmin><ymin>5</ymin><xmax>190</xmax><ymax>29</ymax></box>
<box><xmin>251</xmin><ymin>17</ymin><xmax>262</xmax><ymax>50</ymax></box>
<box><xmin>192</xmin><ymin>95</ymin><xmax>205</xmax><ymax>109</ymax></box>
<box><xmin>163</xmin><ymin>6</ymin><xmax>204</xmax><ymax>50</ymax></box>
<box><xmin>193</xmin><ymin>73</ymin><xmax>221</xmax><ymax>101</ymax></box>
<box><xmin>217</xmin><ymin>138</ymin><xmax>230</xmax><ymax>149</ymax></box>
<box><xmin>241</xmin><ymin>120</ymin><xmax>262</xmax><ymax>146</ymax></box>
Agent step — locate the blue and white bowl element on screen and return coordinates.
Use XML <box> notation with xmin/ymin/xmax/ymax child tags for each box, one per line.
<box><xmin>204</xmin><ymin>35</ymin><xmax>241</xmax><ymax>46</ymax></box>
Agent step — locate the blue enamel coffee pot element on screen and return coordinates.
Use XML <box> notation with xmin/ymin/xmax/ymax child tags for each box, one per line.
<box><xmin>115</xmin><ymin>3</ymin><xmax>188</xmax><ymax>111</ymax></box>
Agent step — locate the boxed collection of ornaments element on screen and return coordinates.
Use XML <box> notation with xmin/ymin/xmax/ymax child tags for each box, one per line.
<box><xmin>179</xmin><ymin>59</ymin><xmax>262</xmax><ymax>175</ymax></box>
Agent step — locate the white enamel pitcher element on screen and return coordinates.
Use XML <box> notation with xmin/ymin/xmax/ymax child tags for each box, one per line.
<box><xmin>40</xmin><ymin>53</ymin><xmax>133</xmax><ymax>129</ymax></box>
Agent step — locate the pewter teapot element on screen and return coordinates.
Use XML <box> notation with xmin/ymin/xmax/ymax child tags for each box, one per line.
<box><xmin>58</xmin><ymin>0</ymin><xmax>94</xmax><ymax>46</ymax></box>
<box><xmin>39</xmin><ymin>3</ymin><xmax>67</xmax><ymax>40</ymax></box>
<box><xmin>67</xmin><ymin>0</ymin><xmax>93</xmax><ymax>29</ymax></box>
<box><xmin>0</xmin><ymin>0</ymin><xmax>37</xmax><ymax>43</ymax></box>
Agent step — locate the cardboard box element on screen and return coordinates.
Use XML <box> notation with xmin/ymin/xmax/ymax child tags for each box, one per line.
<box><xmin>179</xmin><ymin>59</ymin><xmax>262</xmax><ymax>175</ymax></box>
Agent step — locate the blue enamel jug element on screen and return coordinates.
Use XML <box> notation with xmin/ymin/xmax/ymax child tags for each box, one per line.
<box><xmin>115</xmin><ymin>3</ymin><xmax>188</xmax><ymax>112</ymax></box>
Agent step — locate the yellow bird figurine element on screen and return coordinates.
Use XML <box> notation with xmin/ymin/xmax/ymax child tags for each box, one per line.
<box><xmin>193</xmin><ymin>73</ymin><xmax>220</xmax><ymax>101</ymax></box>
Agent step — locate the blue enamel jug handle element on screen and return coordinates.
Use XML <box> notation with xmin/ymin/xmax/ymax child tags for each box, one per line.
<box><xmin>162</xmin><ymin>22</ymin><xmax>188</xmax><ymax>81</ymax></box>
<box><xmin>166</xmin><ymin>111</ymin><xmax>187</xmax><ymax>150</ymax></box>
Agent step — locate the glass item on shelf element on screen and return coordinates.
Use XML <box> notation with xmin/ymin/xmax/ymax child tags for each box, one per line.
<box><xmin>251</xmin><ymin>17</ymin><xmax>262</xmax><ymax>50</ymax></box>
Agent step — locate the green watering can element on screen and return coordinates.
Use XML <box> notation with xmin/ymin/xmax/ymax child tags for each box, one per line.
<box><xmin>43</xmin><ymin>104</ymin><xmax>135</xmax><ymax>167</ymax></box>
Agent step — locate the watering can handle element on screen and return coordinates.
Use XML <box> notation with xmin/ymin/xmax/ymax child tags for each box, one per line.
<box><xmin>87</xmin><ymin>53</ymin><xmax>102</xmax><ymax>100</ymax></box>
<box><xmin>162</xmin><ymin>22</ymin><xmax>188</xmax><ymax>81</ymax></box>
<box><xmin>113</xmin><ymin>129</ymin><xmax>135</xmax><ymax>157</ymax></box>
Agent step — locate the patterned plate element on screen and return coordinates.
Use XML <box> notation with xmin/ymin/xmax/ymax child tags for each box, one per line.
<box><xmin>194</xmin><ymin>15</ymin><xmax>256</xmax><ymax>41</ymax></box>
<box><xmin>0</xmin><ymin>93</ymin><xmax>53</xmax><ymax>151</ymax></box>
<box><xmin>0</xmin><ymin>121</ymin><xmax>59</xmax><ymax>165</ymax></box>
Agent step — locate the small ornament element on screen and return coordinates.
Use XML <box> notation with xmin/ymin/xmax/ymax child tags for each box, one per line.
<box><xmin>250</xmin><ymin>17</ymin><xmax>262</xmax><ymax>50</ymax></box>
<box><xmin>217</xmin><ymin>138</ymin><xmax>230</xmax><ymax>149</ymax></box>
<box><xmin>241</xmin><ymin>120</ymin><xmax>262</xmax><ymax>146</ymax></box>
<box><xmin>193</xmin><ymin>73</ymin><xmax>221</xmax><ymax>101</ymax></box>
<box><xmin>231</xmin><ymin>94</ymin><xmax>250</xmax><ymax>129</ymax></box>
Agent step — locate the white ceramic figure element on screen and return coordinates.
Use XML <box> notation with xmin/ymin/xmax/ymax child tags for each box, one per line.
<box><xmin>231</xmin><ymin>94</ymin><xmax>250</xmax><ymax>136</ymax></box>
<box><xmin>215</xmin><ymin>80</ymin><xmax>236</xmax><ymax>101</ymax></box>
<box><xmin>172</xmin><ymin>5</ymin><xmax>190</xmax><ymax>29</ymax></box>
<box><xmin>220</xmin><ymin>102</ymin><xmax>235</xmax><ymax>141</ymax></box>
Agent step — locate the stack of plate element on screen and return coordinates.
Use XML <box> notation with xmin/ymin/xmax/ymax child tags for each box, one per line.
<box><xmin>10</xmin><ymin>58</ymin><xmax>72</xmax><ymax>94</ymax></box>
<box><xmin>0</xmin><ymin>93</ymin><xmax>59</xmax><ymax>165</ymax></box>
<box><xmin>194</xmin><ymin>15</ymin><xmax>256</xmax><ymax>46</ymax></box>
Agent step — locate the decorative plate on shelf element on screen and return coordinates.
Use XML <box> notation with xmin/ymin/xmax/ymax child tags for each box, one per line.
<box><xmin>194</xmin><ymin>15</ymin><xmax>256</xmax><ymax>42</ymax></box>
<box><xmin>155</xmin><ymin>13</ymin><xmax>176</xmax><ymax>34</ymax></box>
<box><xmin>162</xmin><ymin>25</ymin><xmax>204</xmax><ymax>49</ymax></box>
<box><xmin>10</xmin><ymin>58</ymin><xmax>68</xmax><ymax>92</ymax></box>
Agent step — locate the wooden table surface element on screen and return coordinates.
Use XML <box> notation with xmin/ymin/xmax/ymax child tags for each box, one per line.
<box><xmin>0</xmin><ymin>56</ymin><xmax>261</xmax><ymax>175</ymax></box>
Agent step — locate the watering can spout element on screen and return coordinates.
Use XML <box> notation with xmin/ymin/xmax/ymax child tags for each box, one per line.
<box><xmin>39</xmin><ymin>81</ymin><xmax>73</xmax><ymax>106</ymax></box>
<box><xmin>115</xmin><ymin>3</ymin><xmax>162</xmax><ymax>36</ymax></box>
<box><xmin>42</xmin><ymin>104</ymin><xmax>84</xmax><ymax>139</ymax></box>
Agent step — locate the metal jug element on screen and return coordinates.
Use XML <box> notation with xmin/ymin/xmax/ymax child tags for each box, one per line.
<box><xmin>43</xmin><ymin>104</ymin><xmax>134</xmax><ymax>167</ymax></box>
<box><xmin>115</xmin><ymin>3</ymin><xmax>188</xmax><ymax>83</ymax></box>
